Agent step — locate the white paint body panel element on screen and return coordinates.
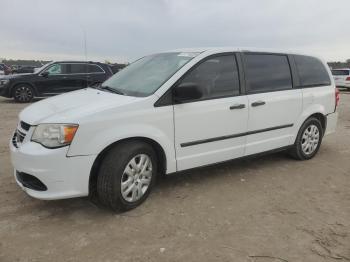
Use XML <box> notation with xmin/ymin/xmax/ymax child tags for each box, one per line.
<box><xmin>174</xmin><ymin>96</ymin><xmax>248</xmax><ymax>171</ymax></box>
<box><xmin>245</xmin><ymin>89</ymin><xmax>302</xmax><ymax>155</ymax></box>
<box><xmin>9</xmin><ymin>47</ymin><xmax>338</xmax><ymax>200</ymax></box>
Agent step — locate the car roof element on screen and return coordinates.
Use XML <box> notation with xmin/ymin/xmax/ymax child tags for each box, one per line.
<box><xmin>168</xmin><ymin>47</ymin><xmax>308</xmax><ymax>55</ymax></box>
<box><xmin>53</xmin><ymin>61</ymin><xmax>106</xmax><ymax>65</ymax></box>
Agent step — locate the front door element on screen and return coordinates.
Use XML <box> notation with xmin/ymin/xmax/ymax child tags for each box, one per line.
<box><xmin>174</xmin><ymin>54</ymin><xmax>249</xmax><ymax>171</ymax></box>
<box><xmin>35</xmin><ymin>63</ymin><xmax>72</xmax><ymax>95</ymax></box>
<box><xmin>242</xmin><ymin>53</ymin><xmax>302</xmax><ymax>155</ymax></box>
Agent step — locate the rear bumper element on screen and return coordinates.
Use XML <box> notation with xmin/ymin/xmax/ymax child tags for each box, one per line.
<box><xmin>10</xmin><ymin>138</ymin><xmax>96</xmax><ymax>200</ymax></box>
<box><xmin>325</xmin><ymin>112</ymin><xmax>338</xmax><ymax>135</ymax></box>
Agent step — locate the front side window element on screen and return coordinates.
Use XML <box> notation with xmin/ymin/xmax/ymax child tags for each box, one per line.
<box><xmin>332</xmin><ymin>70</ymin><xmax>349</xmax><ymax>76</ymax></box>
<box><xmin>244</xmin><ymin>54</ymin><xmax>292</xmax><ymax>93</ymax></box>
<box><xmin>294</xmin><ymin>55</ymin><xmax>331</xmax><ymax>87</ymax></box>
<box><xmin>101</xmin><ymin>52</ymin><xmax>200</xmax><ymax>97</ymax></box>
<box><xmin>45</xmin><ymin>64</ymin><xmax>62</xmax><ymax>75</ymax></box>
<box><xmin>178</xmin><ymin>54</ymin><xmax>240</xmax><ymax>100</ymax></box>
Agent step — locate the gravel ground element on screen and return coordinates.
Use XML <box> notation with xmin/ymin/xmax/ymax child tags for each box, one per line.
<box><xmin>0</xmin><ymin>92</ymin><xmax>349</xmax><ymax>262</ymax></box>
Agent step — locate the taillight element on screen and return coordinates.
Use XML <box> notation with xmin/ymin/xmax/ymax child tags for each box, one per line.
<box><xmin>335</xmin><ymin>88</ymin><xmax>340</xmax><ymax>109</ymax></box>
<box><xmin>346</xmin><ymin>77</ymin><xmax>350</xmax><ymax>81</ymax></box>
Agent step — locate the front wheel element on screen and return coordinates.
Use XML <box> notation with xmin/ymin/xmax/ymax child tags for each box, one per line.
<box><xmin>96</xmin><ymin>141</ymin><xmax>157</xmax><ymax>212</ymax></box>
<box><xmin>13</xmin><ymin>84</ymin><xmax>34</xmax><ymax>103</ymax></box>
<box><xmin>290</xmin><ymin>117</ymin><xmax>323</xmax><ymax>160</ymax></box>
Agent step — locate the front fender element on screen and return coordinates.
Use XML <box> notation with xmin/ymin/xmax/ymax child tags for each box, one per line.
<box><xmin>68</xmin><ymin>123</ymin><xmax>177</xmax><ymax>173</ymax></box>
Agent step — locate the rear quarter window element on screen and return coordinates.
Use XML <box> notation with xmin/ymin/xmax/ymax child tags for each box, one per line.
<box><xmin>294</xmin><ymin>55</ymin><xmax>331</xmax><ymax>87</ymax></box>
<box><xmin>88</xmin><ymin>64</ymin><xmax>104</xmax><ymax>73</ymax></box>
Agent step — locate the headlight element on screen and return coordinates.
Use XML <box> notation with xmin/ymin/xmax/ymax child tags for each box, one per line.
<box><xmin>0</xmin><ymin>79</ymin><xmax>9</xmax><ymax>86</ymax></box>
<box><xmin>31</xmin><ymin>124</ymin><xmax>79</xmax><ymax>148</ymax></box>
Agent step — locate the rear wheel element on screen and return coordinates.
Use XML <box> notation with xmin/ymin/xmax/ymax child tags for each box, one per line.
<box><xmin>290</xmin><ymin>117</ymin><xmax>323</xmax><ymax>160</ymax></box>
<box><xmin>13</xmin><ymin>84</ymin><xmax>34</xmax><ymax>103</ymax></box>
<box><xmin>96</xmin><ymin>141</ymin><xmax>157</xmax><ymax>212</ymax></box>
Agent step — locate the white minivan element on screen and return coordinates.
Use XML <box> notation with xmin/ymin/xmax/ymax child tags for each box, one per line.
<box><xmin>10</xmin><ymin>48</ymin><xmax>339</xmax><ymax>211</ymax></box>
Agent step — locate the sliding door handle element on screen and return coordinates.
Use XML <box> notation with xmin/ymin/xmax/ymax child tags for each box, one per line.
<box><xmin>251</xmin><ymin>101</ymin><xmax>266</xmax><ymax>107</ymax></box>
<box><xmin>230</xmin><ymin>104</ymin><xmax>246</xmax><ymax>110</ymax></box>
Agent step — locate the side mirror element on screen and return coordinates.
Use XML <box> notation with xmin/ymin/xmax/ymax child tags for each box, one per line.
<box><xmin>41</xmin><ymin>71</ymin><xmax>49</xmax><ymax>77</ymax></box>
<box><xmin>173</xmin><ymin>82</ymin><xmax>203</xmax><ymax>103</ymax></box>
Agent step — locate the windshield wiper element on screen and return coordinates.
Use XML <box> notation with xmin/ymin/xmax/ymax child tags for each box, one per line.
<box><xmin>100</xmin><ymin>85</ymin><xmax>125</xmax><ymax>95</ymax></box>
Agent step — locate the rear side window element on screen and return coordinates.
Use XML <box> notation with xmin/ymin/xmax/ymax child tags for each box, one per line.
<box><xmin>294</xmin><ymin>55</ymin><xmax>331</xmax><ymax>87</ymax></box>
<box><xmin>332</xmin><ymin>70</ymin><xmax>349</xmax><ymax>76</ymax></box>
<box><xmin>69</xmin><ymin>64</ymin><xmax>88</xmax><ymax>74</ymax></box>
<box><xmin>179</xmin><ymin>54</ymin><xmax>240</xmax><ymax>100</ymax></box>
<box><xmin>244</xmin><ymin>54</ymin><xmax>292</xmax><ymax>93</ymax></box>
<box><xmin>88</xmin><ymin>64</ymin><xmax>104</xmax><ymax>73</ymax></box>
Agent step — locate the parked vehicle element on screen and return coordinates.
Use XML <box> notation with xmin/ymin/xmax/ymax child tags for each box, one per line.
<box><xmin>0</xmin><ymin>63</ymin><xmax>11</xmax><ymax>75</ymax></box>
<box><xmin>332</xmin><ymin>68</ymin><xmax>350</xmax><ymax>89</ymax></box>
<box><xmin>0</xmin><ymin>61</ymin><xmax>113</xmax><ymax>102</ymax></box>
<box><xmin>10</xmin><ymin>48</ymin><xmax>338</xmax><ymax>211</ymax></box>
<box><xmin>12</xmin><ymin>65</ymin><xmax>36</xmax><ymax>74</ymax></box>
<box><xmin>110</xmin><ymin>63</ymin><xmax>127</xmax><ymax>74</ymax></box>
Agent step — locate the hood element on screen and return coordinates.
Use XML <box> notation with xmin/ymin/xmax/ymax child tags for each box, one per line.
<box><xmin>19</xmin><ymin>88</ymin><xmax>142</xmax><ymax>125</ymax></box>
<box><xmin>0</xmin><ymin>73</ymin><xmax>35</xmax><ymax>80</ymax></box>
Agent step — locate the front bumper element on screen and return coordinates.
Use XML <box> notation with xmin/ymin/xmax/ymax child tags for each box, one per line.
<box><xmin>0</xmin><ymin>85</ymin><xmax>10</xmax><ymax>97</ymax></box>
<box><xmin>10</xmin><ymin>136</ymin><xmax>96</xmax><ymax>200</ymax></box>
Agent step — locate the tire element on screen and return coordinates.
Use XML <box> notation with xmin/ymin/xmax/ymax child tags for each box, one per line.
<box><xmin>96</xmin><ymin>141</ymin><xmax>157</xmax><ymax>212</ymax></box>
<box><xmin>289</xmin><ymin>117</ymin><xmax>323</xmax><ymax>160</ymax></box>
<box><xmin>13</xmin><ymin>84</ymin><xmax>34</xmax><ymax>103</ymax></box>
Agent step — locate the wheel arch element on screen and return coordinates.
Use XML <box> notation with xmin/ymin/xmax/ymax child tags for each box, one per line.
<box><xmin>293</xmin><ymin>110</ymin><xmax>327</xmax><ymax>145</ymax></box>
<box><xmin>88</xmin><ymin>136</ymin><xmax>167</xmax><ymax>199</ymax></box>
<box><xmin>10</xmin><ymin>82</ymin><xmax>38</xmax><ymax>97</ymax></box>
<box><xmin>308</xmin><ymin>112</ymin><xmax>326</xmax><ymax>133</ymax></box>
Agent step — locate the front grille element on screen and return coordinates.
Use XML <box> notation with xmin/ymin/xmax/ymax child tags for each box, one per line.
<box><xmin>20</xmin><ymin>121</ymin><xmax>31</xmax><ymax>131</ymax></box>
<box><xmin>17</xmin><ymin>130</ymin><xmax>25</xmax><ymax>142</ymax></box>
<box><xmin>12</xmin><ymin>121</ymin><xmax>30</xmax><ymax>148</ymax></box>
<box><xmin>12</xmin><ymin>129</ymin><xmax>27</xmax><ymax>148</ymax></box>
<box><xmin>16</xmin><ymin>171</ymin><xmax>47</xmax><ymax>191</ymax></box>
<box><xmin>12</xmin><ymin>132</ymin><xmax>18</xmax><ymax>148</ymax></box>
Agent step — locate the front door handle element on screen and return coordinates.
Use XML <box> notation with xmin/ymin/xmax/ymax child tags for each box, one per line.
<box><xmin>251</xmin><ymin>101</ymin><xmax>266</xmax><ymax>107</ymax></box>
<box><xmin>230</xmin><ymin>104</ymin><xmax>246</xmax><ymax>110</ymax></box>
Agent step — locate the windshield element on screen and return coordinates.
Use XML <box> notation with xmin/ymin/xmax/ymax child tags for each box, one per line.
<box><xmin>35</xmin><ymin>62</ymin><xmax>53</xmax><ymax>74</ymax></box>
<box><xmin>101</xmin><ymin>52</ymin><xmax>200</xmax><ymax>97</ymax></box>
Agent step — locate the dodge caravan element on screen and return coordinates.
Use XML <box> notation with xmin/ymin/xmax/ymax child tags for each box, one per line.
<box><xmin>10</xmin><ymin>48</ymin><xmax>339</xmax><ymax>211</ymax></box>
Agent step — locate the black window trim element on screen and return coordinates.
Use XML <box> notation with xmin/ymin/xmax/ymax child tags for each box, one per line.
<box><xmin>154</xmin><ymin>52</ymin><xmax>243</xmax><ymax>107</ymax></box>
<box><xmin>241</xmin><ymin>52</ymin><xmax>295</xmax><ymax>95</ymax></box>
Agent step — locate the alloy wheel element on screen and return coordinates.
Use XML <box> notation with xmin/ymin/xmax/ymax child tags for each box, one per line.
<box><xmin>301</xmin><ymin>124</ymin><xmax>320</xmax><ymax>155</ymax></box>
<box><xmin>121</xmin><ymin>154</ymin><xmax>153</xmax><ymax>202</ymax></box>
<box><xmin>14</xmin><ymin>86</ymin><xmax>33</xmax><ymax>102</ymax></box>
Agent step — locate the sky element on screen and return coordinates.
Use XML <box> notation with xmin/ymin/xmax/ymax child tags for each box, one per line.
<box><xmin>0</xmin><ymin>0</ymin><xmax>349</xmax><ymax>63</ymax></box>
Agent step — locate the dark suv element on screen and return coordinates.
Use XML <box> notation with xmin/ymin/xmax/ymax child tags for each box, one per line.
<box><xmin>0</xmin><ymin>61</ymin><xmax>113</xmax><ymax>102</ymax></box>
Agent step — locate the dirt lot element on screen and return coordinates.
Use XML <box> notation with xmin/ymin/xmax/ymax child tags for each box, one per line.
<box><xmin>0</xmin><ymin>93</ymin><xmax>349</xmax><ymax>262</ymax></box>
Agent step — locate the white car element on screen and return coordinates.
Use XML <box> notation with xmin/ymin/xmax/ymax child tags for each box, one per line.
<box><xmin>332</xmin><ymin>68</ymin><xmax>350</xmax><ymax>89</ymax></box>
<box><xmin>10</xmin><ymin>48</ymin><xmax>339</xmax><ymax>211</ymax></box>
